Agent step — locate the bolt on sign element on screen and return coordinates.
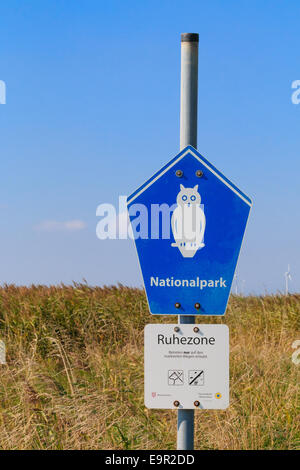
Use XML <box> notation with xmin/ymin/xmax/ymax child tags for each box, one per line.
<box><xmin>127</xmin><ymin>146</ymin><xmax>252</xmax><ymax>316</ymax></box>
<box><xmin>144</xmin><ymin>324</ymin><xmax>229</xmax><ymax>409</ymax></box>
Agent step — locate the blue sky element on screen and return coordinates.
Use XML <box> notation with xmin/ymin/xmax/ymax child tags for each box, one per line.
<box><xmin>0</xmin><ymin>0</ymin><xmax>299</xmax><ymax>294</ymax></box>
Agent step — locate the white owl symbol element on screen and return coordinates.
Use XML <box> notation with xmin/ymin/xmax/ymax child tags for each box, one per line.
<box><xmin>171</xmin><ymin>184</ymin><xmax>206</xmax><ymax>258</ymax></box>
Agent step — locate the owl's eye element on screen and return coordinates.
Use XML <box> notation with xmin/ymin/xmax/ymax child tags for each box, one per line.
<box><xmin>182</xmin><ymin>195</ymin><xmax>187</xmax><ymax>201</ymax></box>
<box><xmin>190</xmin><ymin>195</ymin><xmax>196</xmax><ymax>201</ymax></box>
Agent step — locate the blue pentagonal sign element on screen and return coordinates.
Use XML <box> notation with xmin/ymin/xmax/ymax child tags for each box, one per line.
<box><xmin>127</xmin><ymin>146</ymin><xmax>252</xmax><ymax>316</ymax></box>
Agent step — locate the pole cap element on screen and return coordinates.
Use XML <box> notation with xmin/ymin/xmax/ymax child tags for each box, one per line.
<box><xmin>181</xmin><ymin>33</ymin><xmax>199</xmax><ymax>43</ymax></box>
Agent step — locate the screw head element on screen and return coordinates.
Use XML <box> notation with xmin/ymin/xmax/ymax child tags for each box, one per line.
<box><xmin>194</xmin><ymin>303</ymin><xmax>201</xmax><ymax>310</ymax></box>
<box><xmin>175</xmin><ymin>302</ymin><xmax>181</xmax><ymax>309</ymax></box>
<box><xmin>176</xmin><ymin>169</ymin><xmax>183</xmax><ymax>178</ymax></box>
<box><xmin>194</xmin><ymin>400</ymin><xmax>200</xmax><ymax>407</ymax></box>
<box><xmin>196</xmin><ymin>170</ymin><xmax>203</xmax><ymax>178</ymax></box>
<box><xmin>173</xmin><ymin>400</ymin><xmax>180</xmax><ymax>407</ymax></box>
<box><xmin>174</xmin><ymin>326</ymin><xmax>180</xmax><ymax>332</ymax></box>
<box><xmin>193</xmin><ymin>326</ymin><xmax>199</xmax><ymax>333</ymax></box>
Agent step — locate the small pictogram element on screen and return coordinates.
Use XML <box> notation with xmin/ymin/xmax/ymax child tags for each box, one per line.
<box><xmin>188</xmin><ymin>370</ymin><xmax>204</xmax><ymax>386</ymax></box>
<box><xmin>168</xmin><ymin>370</ymin><xmax>184</xmax><ymax>386</ymax></box>
<box><xmin>215</xmin><ymin>393</ymin><xmax>222</xmax><ymax>399</ymax></box>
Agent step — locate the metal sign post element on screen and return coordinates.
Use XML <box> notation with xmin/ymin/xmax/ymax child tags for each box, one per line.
<box><xmin>127</xmin><ymin>33</ymin><xmax>252</xmax><ymax>452</ymax></box>
<box><xmin>177</xmin><ymin>32</ymin><xmax>199</xmax><ymax>451</ymax></box>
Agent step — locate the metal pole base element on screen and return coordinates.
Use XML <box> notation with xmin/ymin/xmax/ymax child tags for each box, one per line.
<box><xmin>177</xmin><ymin>409</ymin><xmax>194</xmax><ymax>450</ymax></box>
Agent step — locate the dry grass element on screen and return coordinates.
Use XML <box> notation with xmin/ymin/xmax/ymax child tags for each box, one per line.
<box><xmin>0</xmin><ymin>284</ymin><xmax>299</xmax><ymax>450</ymax></box>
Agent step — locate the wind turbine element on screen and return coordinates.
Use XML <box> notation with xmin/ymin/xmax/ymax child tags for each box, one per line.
<box><xmin>233</xmin><ymin>273</ymin><xmax>238</xmax><ymax>295</ymax></box>
<box><xmin>241</xmin><ymin>279</ymin><xmax>246</xmax><ymax>296</ymax></box>
<box><xmin>284</xmin><ymin>265</ymin><xmax>292</xmax><ymax>295</ymax></box>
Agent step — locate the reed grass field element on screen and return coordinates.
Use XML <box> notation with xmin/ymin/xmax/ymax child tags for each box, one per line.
<box><xmin>0</xmin><ymin>284</ymin><xmax>299</xmax><ymax>450</ymax></box>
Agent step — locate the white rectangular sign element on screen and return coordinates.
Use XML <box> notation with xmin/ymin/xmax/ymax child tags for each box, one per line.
<box><xmin>144</xmin><ymin>324</ymin><xmax>229</xmax><ymax>409</ymax></box>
